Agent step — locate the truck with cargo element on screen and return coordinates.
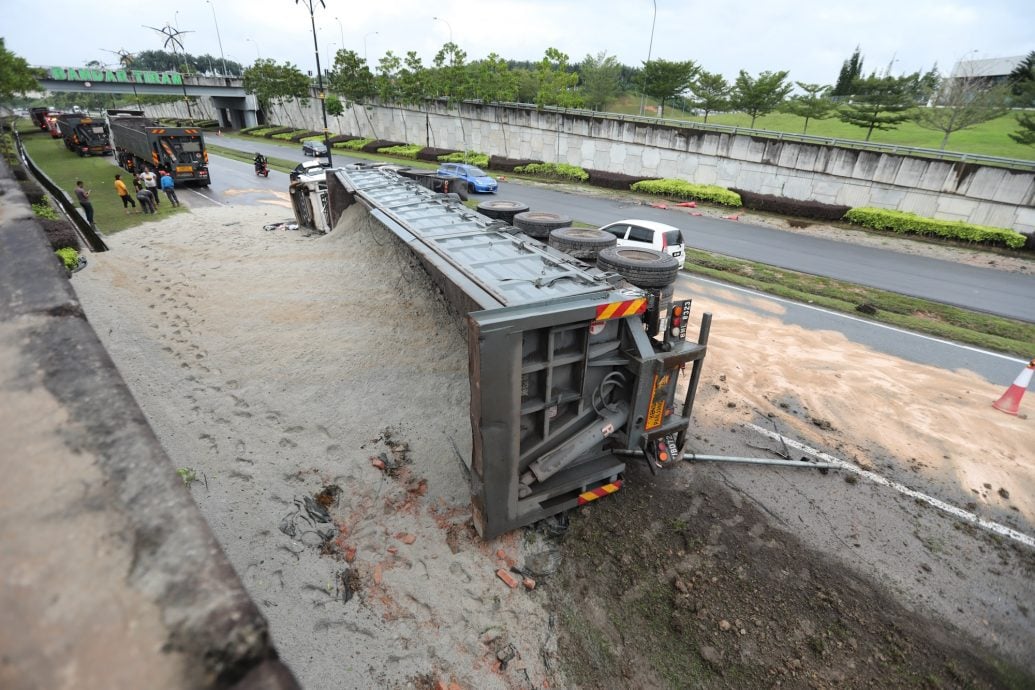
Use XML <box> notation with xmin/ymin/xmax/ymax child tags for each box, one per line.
<box><xmin>29</xmin><ymin>107</ymin><xmax>57</xmax><ymax>131</ymax></box>
<box><xmin>106</xmin><ymin>109</ymin><xmax>211</xmax><ymax>186</ymax></box>
<box><xmin>290</xmin><ymin>163</ymin><xmax>712</xmax><ymax>538</ymax></box>
<box><xmin>57</xmin><ymin>113</ymin><xmax>112</xmax><ymax>157</ymax></box>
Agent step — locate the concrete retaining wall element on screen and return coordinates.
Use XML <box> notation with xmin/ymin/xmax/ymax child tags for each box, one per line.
<box><xmin>0</xmin><ymin>160</ymin><xmax>299</xmax><ymax>689</ymax></box>
<box><xmin>147</xmin><ymin>98</ymin><xmax>1035</xmax><ymax>233</ymax></box>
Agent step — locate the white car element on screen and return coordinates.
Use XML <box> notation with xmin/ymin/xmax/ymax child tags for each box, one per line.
<box><xmin>598</xmin><ymin>219</ymin><xmax>686</xmax><ymax>260</ymax></box>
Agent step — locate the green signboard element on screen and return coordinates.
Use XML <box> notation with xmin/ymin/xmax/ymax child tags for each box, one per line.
<box><xmin>47</xmin><ymin>67</ymin><xmax>183</xmax><ymax>86</ymax></box>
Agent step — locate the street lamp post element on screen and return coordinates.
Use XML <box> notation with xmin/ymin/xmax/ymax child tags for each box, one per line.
<box><xmin>335</xmin><ymin>16</ymin><xmax>344</xmax><ymax>48</ymax></box>
<box><xmin>432</xmin><ymin>16</ymin><xmax>453</xmax><ymax>44</ymax></box>
<box><xmin>364</xmin><ymin>31</ymin><xmax>378</xmax><ymax>63</ymax></box>
<box><xmin>246</xmin><ymin>37</ymin><xmax>261</xmax><ymax>60</ymax></box>
<box><xmin>206</xmin><ymin>0</ymin><xmax>228</xmax><ymax>77</ymax></box>
<box><xmin>638</xmin><ymin>0</ymin><xmax>657</xmax><ymax>117</ymax></box>
<box><xmin>296</xmin><ymin>0</ymin><xmax>332</xmax><ymax>166</ymax></box>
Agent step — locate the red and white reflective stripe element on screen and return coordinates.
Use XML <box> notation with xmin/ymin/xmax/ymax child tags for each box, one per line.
<box><xmin>595</xmin><ymin>298</ymin><xmax>646</xmax><ymax>321</ymax></box>
<box><xmin>577</xmin><ymin>481</ymin><xmax>622</xmax><ymax>506</ymax></box>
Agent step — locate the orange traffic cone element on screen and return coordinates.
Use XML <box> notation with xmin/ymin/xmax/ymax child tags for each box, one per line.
<box><xmin>993</xmin><ymin>358</ymin><xmax>1035</xmax><ymax>415</ymax></box>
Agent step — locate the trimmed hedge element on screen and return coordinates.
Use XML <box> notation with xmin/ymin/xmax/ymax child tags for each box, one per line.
<box><xmin>438</xmin><ymin>151</ymin><xmax>490</xmax><ymax>167</ymax></box>
<box><xmin>240</xmin><ymin>125</ymin><xmax>266</xmax><ymax>134</ymax></box>
<box><xmin>362</xmin><ymin>139</ymin><xmax>407</xmax><ymax>153</ymax></box>
<box><xmin>488</xmin><ymin>155</ymin><xmax>544</xmax><ymax>173</ymax></box>
<box><xmin>262</xmin><ymin>127</ymin><xmax>296</xmax><ymax>138</ymax></box>
<box><xmin>271</xmin><ymin>129</ymin><xmax>310</xmax><ymax>141</ymax></box>
<box><xmin>328</xmin><ymin>134</ymin><xmax>362</xmax><ymax>145</ymax></box>
<box><xmin>732</xmin><ymin>189</ymin><xmax>850</xmax><ymax>222</ymax></box>
<box><xmin>843</xmin><ymin>207</ymin><xmax>1027</xmax><ymax>249</ymax></box>
<box><xmin>378</xmin><ymin>144</ymin><xmax>423</xmax><ymax>158</ymax></box>
<box><xmin>631</xmin><ymin>179</ymin><xmax>742</xmax><ymax>207</ymax></box>
<box><xmin>586</xmin><ymin>169</ymin><xmax>660</xmax><ymax>190</ymax></box>
<box><xmin>334</xmin><ymin>138</ymin><xmax>374</xmax><ymax>150</ymax></box>
<box><xmin>56</xmin><ymin>247</ymin><xmax>79</xmax><ymax>270</ymax></box>
<box><xmin>292</xmin><ymin>130</ymin><xmax>325</xmax><ymax>142</ymax></box>
<box><xmin>244</xmin><ymin>127</ymin><xmax>276</xmax><ymax>137</ymax></box>
<box><xmin>514</xmin><ymin>162</ymin><xmax>589</xmax><ymax>182</ymax></box>
<box><xmin>417</xmin><ymin>147</ymin><xmax>460</xmax><ymax>162</ymax></box>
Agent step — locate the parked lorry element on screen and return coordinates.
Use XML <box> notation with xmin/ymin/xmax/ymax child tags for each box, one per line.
<box><xmin>57</xmin><ymin>113</ymin><xmax>112</xmax><ymax>157</ymax></box>
<box><xmin>291</xmin><ymin>163</ymin><xmax>712</xmax><ymax>538</ymax></box>
<box><xmin>106</xmin><ymin>109</ymin><xmax>211</xmax><ymax>186</ymax></box>
<box><xmin>29</xmin><ymin>107</ymin><xmax>56</xmax><ymax>131</ymax></box>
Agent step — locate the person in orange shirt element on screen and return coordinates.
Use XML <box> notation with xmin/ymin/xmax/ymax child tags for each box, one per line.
<box><xmin>114</xmin><ymin>174</ymin><xmax>137</xmax><ymax>214</ymax></box>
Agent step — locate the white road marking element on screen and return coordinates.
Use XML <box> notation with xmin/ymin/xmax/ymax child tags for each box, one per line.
<box><xmin>745</xmin><ymin>422</ymin><xmax>1035</xmax><ymax>549</ymax></box>
<box><xmin>686</xmin><ymin>274</ymin><xmax>1027</xmax><ymax>364</ymax></box>
<box><xmin>187</xmin><ymin>187</ymin><xmax>226</xmax><ymax>206</ymax></box>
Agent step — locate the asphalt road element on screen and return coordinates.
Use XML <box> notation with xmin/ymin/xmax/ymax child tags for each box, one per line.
<box><xmin>212</xmin><ymin>134</ymin><xmax>1035</xmax><ymax>324</ymax></box>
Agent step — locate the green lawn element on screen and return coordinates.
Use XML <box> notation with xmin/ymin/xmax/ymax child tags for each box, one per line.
<box><xmin>20</xmin><ymin>127</ymin><xmax>187</xmax><ymax>234</ymax></box>
<box><xmin>607</xmin><ymin>95</ymin><xmax>1035</xmax><ymax>162</ymax></box>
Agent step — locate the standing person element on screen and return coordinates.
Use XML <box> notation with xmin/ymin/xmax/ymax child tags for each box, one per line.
<box><xmin>159</xmin><ymin>171</ymin><xmax>180</xmax><ymax>207</ymax></box>
<box><xmin>113</xmin><ymin>174</ymin><xmax>137</xmax><ymax>214</ymax></box>
<box><xmin>141</xmin><ymin>167</ymin><xmax>160</xmax><ymax>207</ymax></box>
<box><xmin>74</xmin><ymin>180</ymin><xmax>94</xmax><ymax>226</ymax></box>
<box><xmin>136</xmin><ymin>185</ymin><xmax>156</xmax><ymax>214</ymax></box>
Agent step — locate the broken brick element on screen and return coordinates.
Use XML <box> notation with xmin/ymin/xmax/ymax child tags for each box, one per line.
<box><xmin>496</xmin><ymin>549</ymin><xmax>507</xmax><ymax>560</ymax></box>
<box><xmin>522</xmin><ymin>577</ymin><xmax>536</xmax><ymax>591</ymax></box>
<box><xmin>373</xmin><ymin>564</ymin><xmax>383</xmax><ymax>586</ymax></box>
<box><xmin>371</xmin><ymin>457</ymin><xmax>385</xmax><ymax>470</ymax></box>
<box><xmin>344</xmin><ymin>546</ymin><xmax>357</xmax><ymax>563</ymax></box>
<box><xmin>400</xmin><ymin>533</ymin><xmax>417</xmax><ymax>545</ymax></box>
<box><xmin>387</xmin><ymin>546</ymin><xmax>398</xmax><ymax>554</ymax></box>
<box><xmin>496</xmin><ymin>568</ymin><xmax>518</xmax><ymax>588</ymax></box>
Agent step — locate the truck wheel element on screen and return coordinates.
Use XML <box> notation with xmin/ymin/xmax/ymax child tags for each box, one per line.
<box><xmin>548</xmin><ymin>227</ymin><xmax>617</xmax><ymax>260</ymax></box>
<box><xmin>477</xmin><ymin>200</ymin><xmax>530</xmax><ymax>223</ymax></box>
<box><xmin>596</xmin><ymin>246</ymin><xmax>681</xmax><ymax>288</ymax></box>
<box><xmin>514</xmin><ymin>211</ymin><xmax>573</xmax><ymax>239</ymax></box>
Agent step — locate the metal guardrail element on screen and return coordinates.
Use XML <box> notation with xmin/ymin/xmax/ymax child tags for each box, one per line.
<box><xmin>484</xmin><ymin>101</ymin><xmax>1035</xmax><ymax>172</ymax></box>
<box><xmin>13</xmin><ymin>129</ymin><xmax>108</xmax><ymax>253</ymax></box>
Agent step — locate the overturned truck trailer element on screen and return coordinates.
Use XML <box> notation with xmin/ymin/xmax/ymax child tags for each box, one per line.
<box><xmin>316</xmin><ymin>165</ymin><xmax>712</xmax><ymax>538</ymax></box>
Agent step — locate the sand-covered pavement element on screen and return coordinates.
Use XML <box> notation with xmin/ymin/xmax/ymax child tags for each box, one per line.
<box><xmin>68</xmin><ymin>202</ymin><xmax>1035</xmax><ymax>687</ymax></box>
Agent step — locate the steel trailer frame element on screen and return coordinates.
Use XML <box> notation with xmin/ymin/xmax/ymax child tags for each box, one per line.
<box><xmin>326</xmin><ymin>165</ymin><xmax>711</xmax><ymax>538</ymax></box>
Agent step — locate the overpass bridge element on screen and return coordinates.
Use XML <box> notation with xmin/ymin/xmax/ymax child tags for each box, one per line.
<box><xmin>35</xmin><ymin>65</ymin><xmax>260</xmax><ymax>128</ymax></box>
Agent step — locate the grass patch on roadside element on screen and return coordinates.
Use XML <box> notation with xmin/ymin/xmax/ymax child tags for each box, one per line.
<box><xmin>21</xmin><ymin>134</ymin><xmax>187</xmax><ymax>234</ymax></box>
<box><xmin>684</xmin><ymin>248</ymin><xmax>1035</xmax><ymax>357</ymax></box>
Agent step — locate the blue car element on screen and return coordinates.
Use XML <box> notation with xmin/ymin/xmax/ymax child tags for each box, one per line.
<box><xmin>436</xmin><ymin>163</ymin><xmax>498</xmax><ymax>193</ymax></box>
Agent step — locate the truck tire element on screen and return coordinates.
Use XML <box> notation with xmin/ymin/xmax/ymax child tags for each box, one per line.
<box><xmin>477</xmin><ymin>200</ymin><xmax>530</xmax><ymax>223</ymax></box>
<box><xmin>548</xmin><ymin>227</ymin><xmax>617</xmax><ymax>260</ymax></box>
<box><xmin>596</xmin><ymin>246</ymin><xmax>681</xmax><ymax>288</ymax></box>
<box><xmin>514</xmin><ymin>211</ymin><xmax>573</xmax><ymax>240</ymax></box>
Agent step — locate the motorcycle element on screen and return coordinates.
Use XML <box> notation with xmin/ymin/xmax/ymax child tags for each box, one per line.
<box><xmin>254</xmin><ymin>158</ymin><xmax>270</xmax><ymax>177</ymax></box>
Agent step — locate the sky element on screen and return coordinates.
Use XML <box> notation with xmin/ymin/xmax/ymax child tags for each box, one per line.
<box><xmin>3</xmin><ymin>0</ymin><xmax>1032</xmax><ymax>87</ymax></box>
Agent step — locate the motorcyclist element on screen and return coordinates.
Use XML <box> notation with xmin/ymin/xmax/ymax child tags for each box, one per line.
<box><xmin>254</xmin><ymin>153</ymin><xmax>267</xmax><ymax>172</ymax></box>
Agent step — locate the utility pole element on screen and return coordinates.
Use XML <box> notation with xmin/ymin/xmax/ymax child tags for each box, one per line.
<box><xmin>296</xmin><ymin>0</ymin><xmax>332</xmax><ymax>166</ymax></box>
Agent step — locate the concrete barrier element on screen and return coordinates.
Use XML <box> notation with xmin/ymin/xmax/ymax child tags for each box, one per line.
<box><xmin>0</xmin><ymin>161</ymin><xmax>299</xmax><ymax>689</ymax></box>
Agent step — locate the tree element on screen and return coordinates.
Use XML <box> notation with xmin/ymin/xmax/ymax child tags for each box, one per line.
<box><xmin>837</xmin><ymin>75</ymin><xmax>915</xmax><ymax>140</ymax></box>
<box><xmin>832</xmin><ymin>47</ymin><xmax>864</xmax><ymax>97</ymax></box>
<box><xmin>641</xmin><ymin>59</ymin><xmax>698</xmax><ymax>116</ymax></box>
<box><xmin>1009</xmin><ymin>113</ymin><xmax>1035</xmax><ymax>147</ymax></box>
<box><xmin>397</xmin><ymin>51</ymin><xmax>429</xmax><ymax>105</ymax></box>
<box><xmin>781</xmin><ymin>82</ymin><xmax>835</xmax><ymax>133</ymax></box>
<box><xmin>0</xmin><ymin>39</ymin><xmax>38</xmax><ymax>103</ymax></box>
<box><xmin>731</xmin><ymin>70</ymin><xmax>792</xmax><ymax>128</ymax></box>
<box><xmin>326</xmin><ymin>49</ymin><xmax>376</xmax><ymax>137</ymax></box>
<box><xmin>242</xmin><ymin>59</ymin><xmax>310</xmax><ymax>120</ymax></box>
<box><xmin>534</xmin><ymin>48</ymin><xmax>581</xmax><ymax>108</ymax></box>
<box><xmin>685</xmin><ymin>71</ymin><xmax>731</xmax><ymax>123</ymax></box>
<box><xmin>1008</xmin><ymin>51</ymin><xmax>1035</xmax><ymax>106</ymax></box>
<box><xmin>468</xmin><ymin>53</ymin><xmax>518</xmax><ymax>104</ymax></box>
<box><xmin>914</xmin><ymin>73</ymin><xmax>1010</xmax><ymax>149</ymax></box>
<box><xmin>578</xmin><ymin>51</ymin><xmax>622</xmax><ymax>111</ymax></box>
<box><xmin>374</xmin><ymin>50</ymin><xmax>401</xmax><ymax>103</ymax></box>
<box><xmin>325</xmin><ymin>93</ymin><xmax>344</xmax><ymax>133</ymax></box>
<box><xmin>431</xmin><ymin>42</ymin><xmax>468</xmax><ymax>103</ymax></box>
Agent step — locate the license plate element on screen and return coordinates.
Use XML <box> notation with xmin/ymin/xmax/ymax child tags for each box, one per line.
<box><xmin>176</xmin><ymin>165</ymin><xmax>193</xmax><ymax>173</ymax></box>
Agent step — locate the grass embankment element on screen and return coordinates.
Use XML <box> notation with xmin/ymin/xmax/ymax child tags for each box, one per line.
<box><xmin>609</xmin><ymin>96</ymin><xmax>1035</xmax><ymax>162</ymax></box>
<box><xmin>683</xmin><ymin>249</ymin><xmax>1035</xmax><ymax>357</ymax></box>
<box><xmin>20</xmin><ymin>128</ymin><xmax>187</xmax><ymax>234</ymax></box>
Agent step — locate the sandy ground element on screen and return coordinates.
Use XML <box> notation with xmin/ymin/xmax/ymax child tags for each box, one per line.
<box><xmin>68</xmin><ymin>201</ymin><xmax>1035</xmax><ymax>687</ymax></box>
